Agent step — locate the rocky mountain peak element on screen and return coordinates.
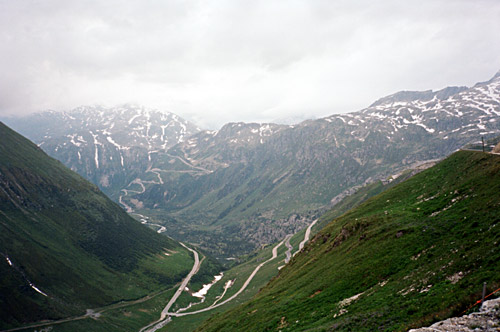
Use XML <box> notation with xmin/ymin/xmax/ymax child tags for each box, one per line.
<box><xmin>369</xmin><ymin>85</ymin><xmax>468</xmax><ymax>108</ymax></box>
<box><xmin>369</xmin><ymin>90</ymin><xmax>435</xmax><ymax>107</ymax></box>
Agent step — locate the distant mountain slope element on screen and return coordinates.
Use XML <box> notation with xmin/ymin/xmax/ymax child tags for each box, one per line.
<box><xmin>3</xmin><ymin>104</ymin><xmax>200</xmax><ymax>197</ymax></box>
<box><xmin>0</xmin><ymin>122</ymin><xmax>196</xmax><ymax>329</ymax></box>
<box><xmin>197</xmin><ymin>150</ymin><xmax>500</xmax><ymax>331</ymax></box>
<box><xmin>314</xmin><ymin>164</ymin><xmax>427</xmax><ymax>231</ymax></box>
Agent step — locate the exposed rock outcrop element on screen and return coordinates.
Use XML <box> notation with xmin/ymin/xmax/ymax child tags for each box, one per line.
<box><xmin>409</xmin><ymin>297</ymin><xmax>500</xmax><ymax>332</ymax></box>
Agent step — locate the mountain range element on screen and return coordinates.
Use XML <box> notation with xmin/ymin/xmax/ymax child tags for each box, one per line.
<box><xmin>1</xmin><ymin>71</ymin><xmax>500</xmax><ymax>332</ymax></box>
<box><xmin>4</xmin><ymin>71</ymin><xmax>500</xmax><ymax>259</ymax></box>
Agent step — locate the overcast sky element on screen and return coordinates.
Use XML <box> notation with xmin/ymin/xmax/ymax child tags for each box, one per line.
<box><xmin>1</xmin><ymin>0</ymin><xmax>500</xmax><ymax>129</ymax></box>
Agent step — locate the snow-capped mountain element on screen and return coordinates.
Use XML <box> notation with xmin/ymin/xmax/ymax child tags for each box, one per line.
<box><xmin>4</xmin><ymin>104</ymin><xmax>200</xmax><ymax>196</ymax></box>
<box><xmin>324</xmin><ymin>71</ymin><xmax>500</xmax><ymax>143</ymax></box>
<box><xmin>165</xmin><ymin>122</ymin><xmax>291</xmax><ymax>171</ymax></box>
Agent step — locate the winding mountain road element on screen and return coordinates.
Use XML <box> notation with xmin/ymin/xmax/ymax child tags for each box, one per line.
<box><xmin>295</xmin><ymin>219</ymin><xmax>318</xmax><ymax>256</ymax></box>
<box><xmin>284</xmin><ymin>234</ymin><xmax>293</xmax><ymax>263</ymax></box>
<box><xmin>169</xmin><ymin>237</ymin><xmax>287</xmax><ymax>317</ymax></box>
<box><xmin>138</xmin><ymin>238</ymin><xmax>286</xmax><ymax>331</ymax></box>
<box><xmin>162</xmin><ymin>244</ymin><xmax>200</xmax><ymax>314</ymax></box>
<box><xmin>168</xmin><ymin>218</ymin><xmax>319</xmax><ymax>319</ymax></box>
<box><xmin>165</xmin><ymin>152</ymin><xmax>212</xmax><ymax>174</ymax></box>
<box><xmin>2</xmin><ymin>219</ymin><xmax>319</xmax><ymax>332</ymax></box>
<box><xmin>139</xmin><ymin>243</ymin><xmax>200</xmax><ymax>332</ymax></box>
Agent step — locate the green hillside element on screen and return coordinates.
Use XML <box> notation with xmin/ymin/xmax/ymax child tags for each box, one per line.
<box><xmin>0</xmin><ymin>122</ymin><xmax>198</xmax><ymax>329</ymax></box>
<box><xmin>197</xmin><ymin>150</ymin><xmax>500</xmax><ymax>331</ymax></box>
<box><xmin>315</xmin><ymin>168</ymin><xmax>420</xmax><ymax>231</ymax></box>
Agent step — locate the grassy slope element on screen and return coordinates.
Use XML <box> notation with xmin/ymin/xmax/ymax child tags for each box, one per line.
<box><xmin>315</xmin><ymin>169</ymin><xmax>417</xmax><ymax>231</ymax></box>
<box><xmin>0</xmin><ymin>122</ymin><xmax>196</xmax><ymax>329</ymax></box>
<box><xmin>161</xmin><ymin>167</ymin><xmax>424</xmax><ymax>331</ymax></box>
<box><xmin>155</xmin><ymin>172</ymin><xmax>416</xmax><ymax>331</ymax></box>
<box><xmin>197</xmin><ymin>151</ymin><xmax>500</xmax><ymax>331</ymax></box>
<box><xmin>26</xmin><ymin>227</ymin><xmax>296</xmax><ymax>332</ymax></box>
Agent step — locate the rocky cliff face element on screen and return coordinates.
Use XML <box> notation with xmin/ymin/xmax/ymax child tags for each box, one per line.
<box><xmin>409</xmin><ymin>297</ymin><xmax>500</xmax><ymax>332</ymax></box>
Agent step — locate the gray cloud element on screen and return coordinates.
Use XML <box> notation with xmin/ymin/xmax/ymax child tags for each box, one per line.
<box><xmin>1</xmin><ymin>0</ymin><xmax>500</xmax><ymax>128</ymax></box>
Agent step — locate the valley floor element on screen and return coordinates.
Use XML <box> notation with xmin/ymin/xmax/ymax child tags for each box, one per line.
<box><xmin>139</xmin><ymin>219</ymin><xmax>319</xmax><ymax>331</ymax></box>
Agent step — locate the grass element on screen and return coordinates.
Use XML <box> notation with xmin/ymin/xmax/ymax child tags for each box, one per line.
<box><xmin>196</xmin><ymin>151</ymin><xmax>500</xmax><ymax>331</ymax></box>
<box><xmin>157</xmin><ymin>219</ymin><xmax>313</xmax><ymax>332</ymax></box>
<box><xmin>7</xmin><ymin>225</ymin><xmax>305</xmax><ymax>332</ymax></box>
<box><xmin>316</xmin><ymin>169</ymin><xmax>416</xmax><ymax>231</ymax></box>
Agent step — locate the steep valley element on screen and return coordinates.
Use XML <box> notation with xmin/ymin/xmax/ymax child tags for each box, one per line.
<box><xmin>0</xmin><ymin>122</ymin><xmax>219</xmax><ymax>331</ymax></box>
